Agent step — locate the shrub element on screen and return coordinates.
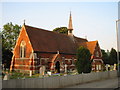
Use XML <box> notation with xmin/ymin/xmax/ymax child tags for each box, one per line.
<box><xmin>75</xmin><ymin>46</ymin><xmax>92</xmax><ymax>74</ymax></box>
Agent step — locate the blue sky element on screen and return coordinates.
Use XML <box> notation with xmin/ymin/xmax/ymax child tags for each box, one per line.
<box><xmin>1</xmin><ymin>2</ymin><xmax>119</xmax><ymax>51</ymax></box>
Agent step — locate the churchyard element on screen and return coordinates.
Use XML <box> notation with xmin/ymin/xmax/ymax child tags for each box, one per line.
<box><xmin>2</xmin><ymin>69</ymin><xmax>77</xmax><ymax>80</ymax></box>
<box><xmin>2</xmin><ymin>63</ymin><xmax>117</xmax><ymax>80</ymax></box>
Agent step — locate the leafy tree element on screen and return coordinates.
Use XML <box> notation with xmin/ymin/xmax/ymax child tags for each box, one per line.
<box><xmin>75</xmin><ymin>46</ymin><xmax>92</xmax><ymax>74</ymax></box>
<box><xmin>2</xmin><ymin>22</ymin><xmax>21</xmax><ymax>51</ymax></box>
<box><xmin>53</xmin><ymin>27</ymin><xmax>68</xmax><ymax>34</ymax></box>
<box><xmin>2</xmin><ymin>48</ymin><xmax>13</xmax><ymax>69</ymax></box>
<box><xmin>101</xmin><ymin>49</ymin><xmax>109</xmax><ymax>64</ymax></box>
<box><xmin>109</xmin><ymin>48</ymin><xmax>117</xmax><ymax>65</ymax></box>
<box><xmin>2</xmin><ymin>22</ymin><xmax>21</xmax><ymax>69</ymax></box>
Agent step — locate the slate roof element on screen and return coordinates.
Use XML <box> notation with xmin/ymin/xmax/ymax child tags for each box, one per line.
<box><xmin>25</xmin><ymin>25</ymin><xmax>77</xmax><ymax>54</ymax></box>
<box><xmin>24</xmin><ymin>25</ymin><xmax>98</xmax><ymax>55</ymax></box>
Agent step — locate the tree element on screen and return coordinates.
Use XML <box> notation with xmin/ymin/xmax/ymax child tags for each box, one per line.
<box><xmin>53</xmin><ymin>27</ymin><xmax>68</xmax><ymax>34</ymax></box>
<box><xmin>2</xmin><ymin>48</ymin><xmax>13</xmax><ymax>69</ymax></box>
<box><xmin>101</xmin><ymin>49</ymin><xmax>109</xmax><ymax>64</ymax></box>
<box><xmin>2</xmin><ymin>22</ymin><xmax>21</xmax><ymax>69</ymax></box>
<box><xmin>75</xmin><ymin>46</ymin><xmax>92</xmax><ymax>74</ymax></box>
<box><xmin>2</xmin><ymin>22</ymin><xmax>21</xmax><ymax>51</ymax></box>
<box><xmin>109</xmin><ymin>48</ymin><xmax>117</xmax><ymax>65</ymax></box>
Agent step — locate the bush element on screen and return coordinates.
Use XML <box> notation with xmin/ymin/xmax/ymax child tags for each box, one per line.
<box><xmin>75</xmin><ymin>46</ymin><xmax>91</xmax><ymax>74</ymax></box>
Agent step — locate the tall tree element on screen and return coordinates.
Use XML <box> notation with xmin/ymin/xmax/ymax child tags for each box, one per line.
<box><xmin>109</xmin><ymin>48</ymin><xmax>117</xmax><ymax>65</ymax></box>
<box><xmin>75</xmin><ymin>46</ymin><xmax>92</xmax><ymax>74</ymax></box>
<box><xmin>101</xmin><ymin>49</ymin><xmax>109</xmax><ymax>64</ymax></box>
<box><xmin>2</xmin><ymin>22</ymin><xmax>21</xmax><ymax>69</ymax></box>
<box><xmin>53</xmin><ymin>27</ymin><xmax>68</xmax><ymax>34</ymax></box>
<box><xmin>2</xmin><ymin>48</ymin><xmax>13</xmax><ymax>69</ymax></box>
<box><xmin>2</xmin><ymin>22</ymin><xmax>21</xmax><ymax>51</ymax></box>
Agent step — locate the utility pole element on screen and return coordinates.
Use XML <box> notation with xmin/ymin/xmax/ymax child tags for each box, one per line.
<box><xmin>116</xmin><ymin>19</ymin><xmax>120</xmax><ymax>72</ymax></box>
<box><xmin>116</xmin><ymin>19</ymin><xmax>120</xmax><ymax>89</ymax></box>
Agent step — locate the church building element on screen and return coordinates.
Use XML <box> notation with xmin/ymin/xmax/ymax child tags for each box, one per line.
<box><xmin>10</xmin><ymin>13</ymin><xmax>103</xmax><ymax>74</ymax></box>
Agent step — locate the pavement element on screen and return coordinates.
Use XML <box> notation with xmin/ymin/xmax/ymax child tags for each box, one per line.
<box><xmin>63</xmin><ymin>77</ymin><xmax>119</xmax><ymax>89</ymax></box>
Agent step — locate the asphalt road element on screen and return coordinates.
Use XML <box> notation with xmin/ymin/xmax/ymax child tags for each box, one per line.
<box><xmin>0</xmin><ymin>77</ymin><xmax>2</xmax><ymax>90</ymax></box>
<box><xmin>64</xmin><ymin>77</ymin><xmax>119</xmax><ymax>89</ymax></box>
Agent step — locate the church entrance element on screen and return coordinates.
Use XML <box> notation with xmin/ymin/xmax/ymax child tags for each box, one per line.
<box><xmin>55</xmin><ymin>61</ymin><xmax>60</xmax><ymax>73</ymax></box>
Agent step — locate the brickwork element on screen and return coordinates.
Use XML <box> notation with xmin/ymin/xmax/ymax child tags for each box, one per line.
<box><xmin>10</xmin><ymin>25</ymin><xmax>103</xmax><ymax>74</ymax></box>
<box><xmin>10</xmin><ymin>26</ymin><xmax>34</xmax><ymax>73</ymax></box>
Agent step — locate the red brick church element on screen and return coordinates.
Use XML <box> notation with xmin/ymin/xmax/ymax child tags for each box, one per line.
<box><xmin>10</xmin><ymin>13</ymin><xmax>103</xmax><ymax>74</ymax></box>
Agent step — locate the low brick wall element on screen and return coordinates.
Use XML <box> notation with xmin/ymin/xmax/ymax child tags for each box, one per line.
<box><xmin>2</xmin><ymin>71</ymin><xmax>117</xmax><ymax>88</ymax></box>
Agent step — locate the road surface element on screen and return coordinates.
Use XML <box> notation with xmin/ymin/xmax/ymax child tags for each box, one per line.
<box><xmin>64</xmin><ymin>77</ymin><xmax>119</xmax><ymax>89</ymax></box>
<box><xmin>0</xmin><ymin>78</ymin><xmax>1</xmax><ymax>90</ymax></box>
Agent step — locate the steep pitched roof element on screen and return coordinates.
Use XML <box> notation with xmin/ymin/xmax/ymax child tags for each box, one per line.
<box><xmin>23</xmin><ymin>25</ymin><xmax>98</xmax><ymax>55</ymax></box>
<box><xmin>77</xmin><ymin>41</ymin><xmax>98</xmax><ymax>54</ymax></box>
<box><xmin>74</xmin><ymin>36</ymin><xmax>88</xmax><ymax>44</ymax></box>
<box><xmin>86</xmin><ymin>41</ymin><xmax>98</xmax><ymax>54</ymax></box>
<box><xmin>25</xmin><ymin>25</ymin><xmax>78</xmax><ymax>54</ymax></box>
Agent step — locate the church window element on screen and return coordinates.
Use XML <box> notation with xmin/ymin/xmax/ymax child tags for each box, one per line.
<box><xmin>96</xmin><ymin>51</ymin><xmax>99</xmax><ymax>57</ymax></box>
<box><xmin>96</xmin><ymin>65</ymin><xmax>99</xmax><ymax>71</ymax></box>
<box><xmin>99</xmin><ymin>65</ymin><xmax>101</xmax><ymax>70</ymax></box>
<box><xmin>20</xmin><ymin>41</ymin><xmax>26</xmax><ymax>58</ymax></box>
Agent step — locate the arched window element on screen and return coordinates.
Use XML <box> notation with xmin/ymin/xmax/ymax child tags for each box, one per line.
<box><xmin>96</xmin><ymin>51</ymin><xmax>99</xmax><ymax>57</ymax></box>
<box><xmin>20</xmin><ymin>41</ymin><xmax>26</xmax><ymax>58</ymax></box>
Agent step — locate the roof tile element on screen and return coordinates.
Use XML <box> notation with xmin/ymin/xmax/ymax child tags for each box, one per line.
<box><xmin>24</xmin><ymin>25</ymin><xmax>97</xmax><ymax>55</ymax></box>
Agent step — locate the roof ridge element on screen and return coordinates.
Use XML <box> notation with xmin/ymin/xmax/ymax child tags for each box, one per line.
<box><xmin>74</xmin><ymin>36</ymin><xmax>88</xmax><ymax>41</ymax></box>
<box><xmin>20</xmin><ymin>24</ymin><xmax>98</xmax><ymax>54</ymax></box>
<box><xmin>25</xmin><ymin>24</ymin><xmax>48</xmax><ymax>31</ymax></box>
<box><xmin>24</xmin><ymin>25</ymin><xmax>70</xmax><ymax>37</ymax></box>
<box><xmin>87</xmin><ymin>40</ymin><xmax>98</xmax><ymax>43</ymax></box>
<box><xmin>24</xmin><ymin>25</ymin><xmax>89</xmax><ymax>41</ymax></box>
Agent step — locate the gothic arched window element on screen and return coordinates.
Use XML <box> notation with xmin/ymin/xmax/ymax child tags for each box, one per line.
<box><xmin>96</xmin><ymin>51</ymin><xmax>99</xmax><ymax>57</ymax></box>
<box><xmin>20</xmin><ymin>41</ymin><xmax>26</xmax><ymax>58</ymax></box>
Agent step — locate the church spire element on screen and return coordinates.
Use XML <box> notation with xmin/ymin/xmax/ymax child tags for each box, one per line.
<box><xmin>68</xmin><ymin>11</ymin><xmax>73</xmax><ymax>35</ymax></box>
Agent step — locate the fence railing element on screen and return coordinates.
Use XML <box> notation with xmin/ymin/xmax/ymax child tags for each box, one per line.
<box><xmin>2</xmin><ymin>71</ymin><xmax>117</xmax><ymax>88</ymax></box>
